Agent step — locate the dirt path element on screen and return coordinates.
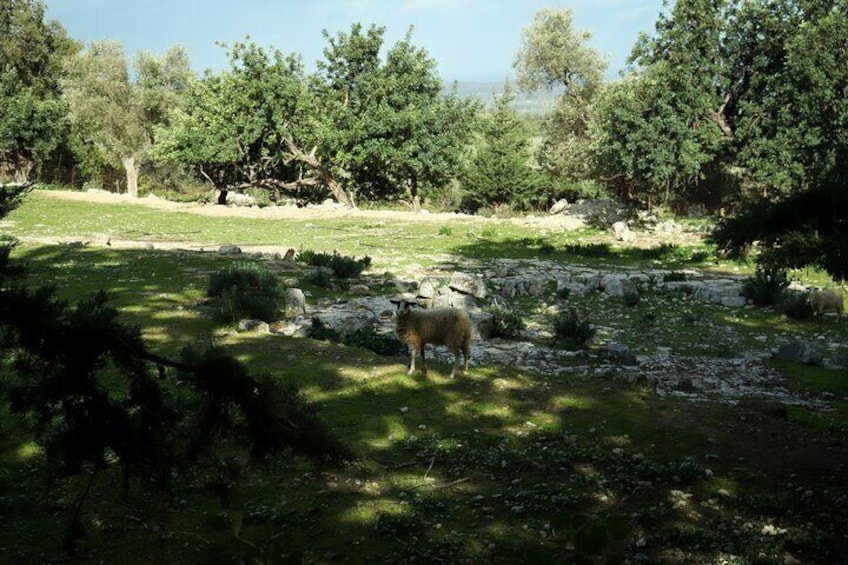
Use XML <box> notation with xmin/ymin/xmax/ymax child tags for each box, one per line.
<box><xmin>42</xmin><ymin>188</ymin><xmax>603</xmax><ymax>231</ymax></box>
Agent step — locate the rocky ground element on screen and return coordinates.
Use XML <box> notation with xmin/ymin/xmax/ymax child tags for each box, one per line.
<box><xmin>37</xmin><ymin>189</ymin><xmax>848</xmax><ymax>413</ymax></box>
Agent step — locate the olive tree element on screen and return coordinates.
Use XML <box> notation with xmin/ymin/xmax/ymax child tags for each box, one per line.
<box><xmin>64</xmin><ymin>42</ymin><xmax>192</xmax><ymax>197</ymax></box>
<box><xmin>513</xmin><ymin>7</ymin><xmax>608</xmax><ymax>189</ymax></box>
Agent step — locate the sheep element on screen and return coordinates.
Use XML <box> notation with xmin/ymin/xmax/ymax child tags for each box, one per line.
<box><xmin>391</xmin><ymin>298</ymin><xmax>471</xmax><ymax>378</ymax></box>
<box><xmin>808</xmin><ymin>287</ymin><xmax>844</xmax><ymax>322</ymax></box>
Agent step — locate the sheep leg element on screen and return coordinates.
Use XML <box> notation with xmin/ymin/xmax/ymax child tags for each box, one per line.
<box><xmin>420</xmin><ymin>345</ymin><xmax>428</xmax><ymax>375</ymax></box>
<box><xmin>408</xmin><ymin>347</ymin><xmax>417</xmax><ymax>375</ymax></box>
<box><xmin>462</xmin><ymin>338</ymin><xmax>470</xmax><ymax>376</ymax></box>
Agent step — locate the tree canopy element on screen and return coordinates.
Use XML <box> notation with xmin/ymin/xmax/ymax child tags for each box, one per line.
<box><xmin>0</xmin><ymin>0</ymin><xmax>78</xmax><ymax>181</ymax></box>
<box><xmin>64</xmin><ymin>42</ymin><xmax>192</xmax><ymax>197</ymax></box>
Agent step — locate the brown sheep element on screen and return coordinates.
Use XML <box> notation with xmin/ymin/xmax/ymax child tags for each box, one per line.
<box><xmin>391</xmin><ymin>299</ymin><xmax>471</xmax><ymax>378</ymax></box>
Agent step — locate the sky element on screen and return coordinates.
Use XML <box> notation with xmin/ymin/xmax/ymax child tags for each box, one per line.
<box><xmin>45</xmin><ymin>0</ymin><xmax>666</xmax><ymax>83</ymax></box>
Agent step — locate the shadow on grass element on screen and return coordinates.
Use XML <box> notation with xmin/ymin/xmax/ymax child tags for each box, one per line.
<box><xmin>3</xmin><ymin>243</ymin><xmax>848</xmax><ymax>563</ymax></box>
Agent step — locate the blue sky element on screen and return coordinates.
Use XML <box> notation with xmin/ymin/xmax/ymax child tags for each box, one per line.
<box><xmin>45</xmin><ymin>0</ymin><xmax>666</xmax><ymax>82</ymax></box>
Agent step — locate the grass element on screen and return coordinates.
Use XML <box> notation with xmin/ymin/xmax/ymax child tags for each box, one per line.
<box><xmin>2</xmin><ymin>191</ymin><xmax>848</xmax><ymax>563</ymax></box>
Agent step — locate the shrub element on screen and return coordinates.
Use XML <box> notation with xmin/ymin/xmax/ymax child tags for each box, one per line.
<box><xmin>556</xmin><ymin>287</ymin><xmax>572</xmax><ymax>300</ymax></box>
<box><xmin>553</xmin><ymin>308</ymin><xmax>595</xmax><ymax>349</ymax></box>
<box><xmin>305</xmin><ymin>267</ymin><xmax>334</xmax><ymax>288</ymax></box>
<box><xmin>345</xmin><ymin>326</ymin><xmax>406</xmax><ymax>356</ymax></box>
<box><xmin>487</xmin><ymin>301</ymin><xmax>525</xmax><ymax>339</ymax></box>
<box><xmin>564</xmin><ymin>243</ymin><xmax>612</xmax><ymax>257</ymax></box>
<box><xmin>743</xmin><ymin>265</ymin><xmax>789</xmax><ymax>306</ymax></box>
<box><xmin>663</xmin><ymin>271</ymin><xmax>687</xmax><ymax>282</ymax></box>
<box><xmin>298</xmin><ymin>250</ymin><xmax>371</xmax><ymax>279</ymax></box>
<box><xmin>438</xmin><ymin>226</ymin><xmax>453</xmax><ymax>236</ymax></box>
<box><xmin>622</xmin><ymin>291</ymin><xmax>640</xmax><ymax>307</ymax></box>
<box><xmin>306</xmin><ymin>318</ymin><xmax>339</xmax><ymax>342</ymax></box>
<box><xmin>777</xmin><ymin>292</ymin><xmax>814</xmax><ymax>321</ymax></box>
<box><xmin>539</xmin><ymin>242</ymin><xmax>556</xmax><ymax>255</ymax></box>
<box><xmin>208</xmin><ymin>262</ymin><xmax>281</xmax><ymax>322</ymax></box>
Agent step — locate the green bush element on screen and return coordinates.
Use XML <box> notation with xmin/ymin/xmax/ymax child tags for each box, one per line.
<box><xmin>564</xmin><ymin>243</ymin><xmax>612</xmax><ymax>257</ymax></box>
<box><xmin>306</xmin><ymin>320</ymin><xmax>405</xmax><ymax>356</ymax></box>
<box><xmin>743</xmin><ymin>266</ymin><xmax>789</xmax><ymax>306</ymax></box>
<box><xmin>298</xmin><ymin>250</ymin><xmax>372</xmax><ymax>279</ymax></box>
<box><xmin>208</xmin><ymin>262</ymin><xmax>281</xmax><ymax>322</ymax></box>
<box><xmin>306</xmin><ymin>318</ymin><xmax>340</xmax><ymax>342</ymax></box>
<box><xmin>553</xmin><ymin>308</ymin><xmax>595</xmax><ymax>349</ymax></box>
<box><xmin>663</xmin><ymin>271</ymin><xmax>687</xmax><ymax>282</ymax></box>
<box><xmin>305</xmin><ymin>267</ymin><xmax>334</xmax><ymax>288</ymax></box>
<box><xmin>487</xmin><ymin>302</ymin><xmax>525</xmax><ymax>339</ymax></box>
<box><xmin>622</xmin><ymin>291</ymin><xmax>640</xmax><ymax>307</ymax></box>
<box><xmin>538</xmin><ymin>242</ymin><xmax>556</xmax><ymax>255</ymax></box>
<box><xmin>778</xmin><ymin>292</ymin><xmax>814</xmax><ymax>320</ymax></box>
<box><xmin>345</xmin><ymin>326</ymin><xmax>406</xmax><ymax>356</ymax></box>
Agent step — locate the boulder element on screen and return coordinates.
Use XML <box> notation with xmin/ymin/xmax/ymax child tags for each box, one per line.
<box><xmin>285</xmin><ymin>288</ymin><xmax>307</xmax><ymax>317</ymax></box>
<box><xmin>218</xmin><ymin>245</ymin><xmax>242</xmax><ymax>254</ymax></box>
<box><xmin>774</xmin><ymin>341</ymin><xmax>824</xmax><ymax>365</ymax></box>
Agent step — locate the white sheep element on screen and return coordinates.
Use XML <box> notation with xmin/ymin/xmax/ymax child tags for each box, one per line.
<box><xmin>808</xmin><ymin>287</ymin><xmax>844</xmax><ymax>322</ymax></box>
<box><xmin>391</xmin><ymin>299</ymin><xmax>471</xmax><ymax>378</ymax></box>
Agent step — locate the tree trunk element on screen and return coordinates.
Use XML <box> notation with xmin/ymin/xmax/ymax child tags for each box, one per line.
<box><xmin>121</xmin><ymin>155</ymin><xmax>139</xmax><ymax>197</ymax></box>
<box><xmin>218</xmin><ymin>190</ymin><xmax>228</xmax><ymax>205</ymax></box>
<box><xmin>410</xmin><ymin>175</ymin><xmax>421</xmax><ymax>212</ymax></box>
<box><xmin>283</xmin><ymin>138</ymin><xmax>355</xmax><ymax>208</ymax></box>
<box><xmin>2</xmin><ymin>152</ymin><xmax>34</xmax><ymax>183</ymax></box>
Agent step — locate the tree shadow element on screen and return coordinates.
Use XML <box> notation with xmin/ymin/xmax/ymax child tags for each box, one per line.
<box><xmin>3</xmin><ymin>242</ymin><xmax>848</xmax><ymax>563</ymax></box>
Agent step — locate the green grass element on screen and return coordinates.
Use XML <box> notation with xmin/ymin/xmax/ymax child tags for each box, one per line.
<box><xmin>2</xmin><ymin>191</ymin><xmax>848</xmax><ymax>563</ymax></box>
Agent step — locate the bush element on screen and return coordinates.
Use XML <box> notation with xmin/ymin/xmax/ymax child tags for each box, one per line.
<box><xmin>487</xmin><ymin>301</ymin><xmax>525</xmax><ymax>339</ymax></box>
<box><xmin>539</xmin><ymin>242</ymin><xmax>556</xmax><ymax>255</ymax></box>
<box><xmin>553</xmin><ymin>308</ymin><xmax>595</xmax><ymax>350</ymax></box>
<box><xmin>663</xmin><ymin>271</ymin><xmax>687</xmax><ymax>282</ymax></box>
<box><xmin>564</xmin><ymin>243</ymin><xmax>612</xmax><ymax>257</ymax></box>
<box><xmin>306</xmin><ymin>320</ymin><xmax>405</xmax><ymax>356</ymax></box>
<box><xmin>208</xmin><ymin>262</ymin><xmax>281</xmax><ymax>322</ymax></box>
<box><xmin>777</xmin><ymin>292</ymin><xmax>814</xmax><ymax>321</ymax></box>
<box><xmin>622</xmin><ymin>291</ymin><xmax>640</xmax><ymax>307</ymax></box>
<box><xmin>743</xmin><ymin>266</ymin><xmax>789</xmax><ymax>306</ymax></box>
<box><xmin>345</xmin><ymin>326</ymin><xmax>406</xmax><ymax>356</ymax></box>
<box><xmin>298</xmin><ymin>250</ymin><xmax>372</xmax><ymax>279</ymax></box>
<box><xmin>305</xmin><ymin>267</ymin><xmax>334</xmax><ymax>289</ymax></box>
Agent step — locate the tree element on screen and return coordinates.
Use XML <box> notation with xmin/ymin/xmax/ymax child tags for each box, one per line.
<box><xmin>0</xmin><ymin>0</ymin><xmax>78</xmax><ymax>181</ymax></box>
<box><xmin>513</xmin><ymin>8</ymin><xmax>608</xmax><ymax>189</ymax></box>
<box><xmin>710</xmin><ymin>1</ymin><xmax>848</xmax><ymax>280</ymax></box>
<box><xmin>64</xmin><ymin>42</ymin><xmax>192</xmax><ymax>197</ymax></box>
<box><xmin>460</xmin><ymin>83</ymin><xmax>537</xmax><ymax>211</ymax></box>
<box><xmin>157</xmin><ymin>41</ymin><xmax>355</xmax><ymax>206</ymax></box>
<box><xmin>315</xmin><ymin>25</ymin><xmax>478</xmax><ymax>210</ymax></box>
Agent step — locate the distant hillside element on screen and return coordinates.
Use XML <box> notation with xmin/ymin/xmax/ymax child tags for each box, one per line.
<box><xmin>448</xmin><ymin>80</ymin><xmax>560</xmax><ymax>114</ymax></box>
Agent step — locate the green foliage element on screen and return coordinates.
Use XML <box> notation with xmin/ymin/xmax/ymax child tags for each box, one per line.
<box><xmin>742</xmin><ymin>265</ymin><xmax>789</xmax><ymax>307</ymax></box>
<box><xmin>344</xmin><ymin>326</ymin><xmax>406</xmax><ymax>356</ymax></box>
<box><xmin>154</xmin><ymin>41</ymin><xmax>314</xmax><ymax>202</ymax></box>
<box><xmin>208</xmin><ymin>261</ymin><xmax>282</xmax><ymax>322</ymax></box>
<box><xmin>460</xmin><ymin>83</ymin><xmax>539</xmax><ymax>212</ymax></box>
<box><xmin>777</xmin><ymin>292</ymin><xmax>814</xmax><ymax>321</ymax></box>
<box><xmin>306</xmin><ymin>318</ymin><xmax>405</xmax><ymax>356</ymax></box>
<box><xmin>564</xmin><ymin>242</ymin><xmax>612</xmax><ymax>257</ymax></box>
<box><xmin>64</xmin><ymin>42</ymin><xmax>192</xmax><ymax>196</ymax></box>
<box><xmin>663</xmin><ymin>271</ymin><xmax>688</xmax><ymax>283</ymax></box>
<box><xmin>486</xmin><ymin>301</ymin><xmax>525</xmax><ymax>339</ymax></box>
<box><xmin>315</xmin><ymin>24</ymin><xmax>478</xmax><ymax>208</ymax></box>
<box><xmin>622</xmin><ymin>290</ymin><xmax>640</xmax><ymax>307</ymax></box>
<box><xmin>538</xmin><ymin>241</ymin><xmax>556</xmax><ymax>255</ymax></box>
<box><xmin>514</xmin><ymin>8</ymin><xmax>608</xmax><ymax>194</ymax></box>
<box><xmin>438</xmin><ymin>226</ymin><xmax>453</xmax><ymax>236</ymax></box>
<box><xmin>553</xmin><ymin>307</ymin><xmax>595</xmax><ymax>349</ymax></box>
<box><xmin>297</xmin><ymin>250</ymin><xmax>371</xmax><ymax>279</ymax></box>
<box><xmin>711</xmin><ymin>173</ymin><xmax>848</xmax><ymax>282</ymax></box>
<box><xmin>0</xmin><ymin>0</ymin><xmax>78</xmax><ymax>181</ymax></box>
